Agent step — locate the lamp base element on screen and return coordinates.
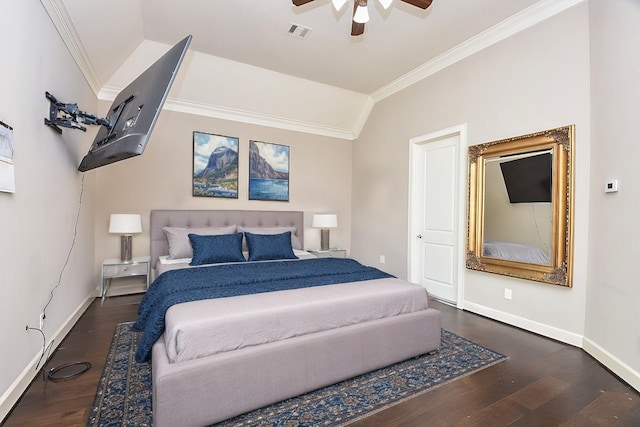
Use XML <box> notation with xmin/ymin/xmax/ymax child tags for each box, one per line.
<box><xmin>320</xmin><ymin>229</ymin><xmax>330</xmax><ymax>251</ymax></box>
<box><xmin>120</xmin><ymin>235</ymin><xmax>133</xmax><ymax>261</ymax></box>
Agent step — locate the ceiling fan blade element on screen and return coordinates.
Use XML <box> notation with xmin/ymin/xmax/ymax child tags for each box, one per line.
<box><xmin>351</xmin><ymin>1</ymin><xmax>365</xmax><ymax>36</ymax></box>
<box><xmin>292</xmin><ymin>0</ymin><xmax>315</xmax><ymax>6</ymax></box>
<box><xmin>400</xmin><ymin>0</ymin><xmax>433</xmax><ymax>9</ymax></box>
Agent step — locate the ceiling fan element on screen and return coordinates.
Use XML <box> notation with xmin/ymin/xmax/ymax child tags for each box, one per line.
<box><xmin>292</xmin><ymin>0</ymin><xmax>433</xmax><ymax>36</ymax></box>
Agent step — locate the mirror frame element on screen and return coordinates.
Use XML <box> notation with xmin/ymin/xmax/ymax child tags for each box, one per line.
<box><xmin>466</xmin><ymin>125</ymin><xmax>575</xmax><ymax>287</ymax></box>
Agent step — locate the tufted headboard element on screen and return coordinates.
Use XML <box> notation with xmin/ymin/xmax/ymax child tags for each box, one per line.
<box><xmin>150</xmin><ymin>210</ymin><xmax>304</xmax><ymax>269</ymax></box>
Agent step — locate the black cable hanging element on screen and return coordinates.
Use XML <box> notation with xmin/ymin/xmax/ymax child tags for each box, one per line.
<box><xmin>46</xmin><ymin>174</ymin><xmax>91</xmax><ymax>381</ymax></box>
<box><xmin>47</xmin><ymin>361</ymin><xmax>92</xmax><ymax>381</ymax></box>
<box><xmin>27</xmin><ymin>174</ymin><xmax>92</xmax><ymax>383</ymax></box>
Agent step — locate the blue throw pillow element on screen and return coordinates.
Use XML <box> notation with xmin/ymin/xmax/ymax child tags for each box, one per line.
<box><xmin>245</xmin><ymin>231</ymin><xmax>298</xmax><ymax>262</ymax></box>
<box><xmin>188</xmin><ymin>232</ymin><xmax>245</xmax><ymax>266</ymax></box>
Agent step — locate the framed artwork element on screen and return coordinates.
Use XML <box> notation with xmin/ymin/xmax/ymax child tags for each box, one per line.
<box><xmin>0</xmin><ymin>120</ymin><xmax>15</xmax><ymax>194</ymax></box>
<box><xmin>249</xmin><ymin>140</ymin><xmax>289</xmax><ymax>201</ymax></box>
<box><xmin>193</xmin><ymin>131</ymin><xmax>239</xmax><ymax>198</ymax></box>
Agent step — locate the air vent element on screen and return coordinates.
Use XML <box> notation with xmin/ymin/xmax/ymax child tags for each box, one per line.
<box><xmin>288</xmin><ymin>23</ymin><xmax>313</xmax><ymax>39</ymax></box>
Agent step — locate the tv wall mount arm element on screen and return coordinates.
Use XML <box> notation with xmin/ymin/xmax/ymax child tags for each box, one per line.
<box><xmin>44</xmin><ymin>92</ymin><xmax>121</xmax><ymax>134</ymax></box>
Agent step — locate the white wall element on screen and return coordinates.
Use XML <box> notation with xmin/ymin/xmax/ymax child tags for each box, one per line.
<box><xmin>0</xmin><ymin>1</ymin><xmax>97</xmax><ymax>419</ymax></box>
<box><xmin>584</xmin><ymin>0</ymin><xmax>640</xmax><ymax>390</ymax></box>
<box><xmin>353</xmin><ymin>3</ymin><xmax>590</xmax><ymax>343</ymax></box>
<box><xmin>93</xmin><ymin>109</ymin><xmax>353</xmax><ymax>284</ymax></box>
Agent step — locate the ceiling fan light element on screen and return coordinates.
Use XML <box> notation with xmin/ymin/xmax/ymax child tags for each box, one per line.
<box><xmin>378</xmin><ymin>0</ymin><xmax>393</xmax><ymax>9</ymax></box>
<box><xmin>353</xmin><ymin>3</ymin><xmax>369</xmax><ymax>24</ymax></box>
<box><xmin>331</xmin><ymin>0</ymin><xmax>348</xmax><ymax>11</ymax></box>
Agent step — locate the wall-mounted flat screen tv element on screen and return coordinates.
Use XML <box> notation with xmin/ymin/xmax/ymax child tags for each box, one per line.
<box><xmin>78</xmin><ymin>35</ymin><xmax>192</xmax><ymax>172</ymax></box>
<box><xmin>499</xmin><ymin>152</ymin><xmax>552</xmax><ymax>203</ymax></box>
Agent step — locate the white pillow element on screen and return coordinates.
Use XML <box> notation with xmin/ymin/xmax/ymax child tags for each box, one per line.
<box><xmin>237</xmin><ymin>226</ymin><xmax>302</xmax><ymax>250</ymax></box>
<box><xmin>163</xmin><ymin>225</ymin><xmax>237</xmax><ymax>259</ymax></box>
<box><xmin>158</xmin><ymin>255</ymin><xmax>192</xmax><ymax>265</ymax></box>
<box><xmin>293</xmin><ymin>249</ymin><xmax>316</xmax><ymax>260</ymax></box>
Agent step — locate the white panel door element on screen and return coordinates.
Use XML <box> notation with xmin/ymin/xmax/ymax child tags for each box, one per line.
<box><xmin>409</xmin><ymin>131</ymin><xmax>462</xmax><ymax>304</ymax></box>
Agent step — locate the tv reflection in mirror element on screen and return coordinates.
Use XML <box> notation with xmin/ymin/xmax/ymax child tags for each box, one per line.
<box><xmin>77</xmin><ymin>35</ymin><xmax>192</xmax><ymax>172</ymax></box>
<box><xmin>499</xmin><ymin>151</ymin><xmax>552</xmax><ymax>203</ymax></box>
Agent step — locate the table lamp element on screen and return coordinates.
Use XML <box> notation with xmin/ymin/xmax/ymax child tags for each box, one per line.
<box><xmin>109</xmin><ymin>214</ymin><xmax>142</xmax><ymax>261</ymax></box>
<box><xmin>312</xmin><ymin>214</ymin><xmax>337</xmax><ymax>251</ymax></box>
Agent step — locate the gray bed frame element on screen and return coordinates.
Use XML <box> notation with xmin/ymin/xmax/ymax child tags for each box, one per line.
<box><xmin>149</xmin><ymin>209</ymin><xmax>441</xmax><ymax>427</ymax></box>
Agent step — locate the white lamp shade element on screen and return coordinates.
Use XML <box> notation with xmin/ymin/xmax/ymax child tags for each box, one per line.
<box><xmin>312</xmin><ymin>214</ymin><xmax>338</xmax><ymax>229</ymax></box>
<box><xmin>353</xmin><ymin>3</ymin><xmax>370</xmax><ymax>24</ymax></box>
<box><xmin>109</xmin><ymin>214</ymin><xmax>142</xmax><ymax>234</ymax></box>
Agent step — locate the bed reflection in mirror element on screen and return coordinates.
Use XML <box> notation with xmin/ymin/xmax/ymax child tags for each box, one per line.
<box><xmin>466</xmin><ymin>125</ymin><xmax>574</xmax><ymax>287</ymax></box>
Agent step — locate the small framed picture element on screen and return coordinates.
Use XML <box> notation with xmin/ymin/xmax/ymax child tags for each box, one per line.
<box><xmin>193</xmin><ymin>131</ymin><xmax>239</xmax><ymax>198</ymax></box>
<box><xmin>0</xmin><ymin>120</ymin><xmax>15</xmax><ymax>194</ymax></box>
<box><xmin>249</xmin><ymin>140</ymin><xmax>289</xmax><ymax>201</ymax></box>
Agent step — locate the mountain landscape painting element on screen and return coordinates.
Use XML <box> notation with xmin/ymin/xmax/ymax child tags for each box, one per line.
<box><xmin>193</xmin><ymin>132</ymin><xmax>239</xmax><ymax>198</ymax></box>
<box><xmin>249</xmin><ymin>140</ymin><xmax>289</xmax><ymax>201</ymax></box>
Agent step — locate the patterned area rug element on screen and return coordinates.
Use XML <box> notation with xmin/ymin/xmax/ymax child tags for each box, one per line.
<box><xmin>88</xmin><ymin>322</ymin><xmax>507</xmax><ymax>427</ymax></box>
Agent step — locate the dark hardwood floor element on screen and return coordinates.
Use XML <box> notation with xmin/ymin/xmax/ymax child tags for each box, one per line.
<box><xmin>4</xmin><ymin>296</ymin><xmax>639</xmax><ymax>426</ymax></box>
<box><xmin>4</xmin><ymin>295</ymin><xmax>143</xmax><ymax>427</ymax></box>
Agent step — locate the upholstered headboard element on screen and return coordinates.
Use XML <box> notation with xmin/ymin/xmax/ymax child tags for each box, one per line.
<box><xmin>150</xmin><ymin>210</ymin><xmax>304</xmax><ymax>269</ymax></box>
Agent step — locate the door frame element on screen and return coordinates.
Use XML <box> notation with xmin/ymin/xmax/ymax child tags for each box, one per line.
<box><xmin>407</xmin><ymin>124</ymin><xmax>467</xmax><ymax>308</ymax></box>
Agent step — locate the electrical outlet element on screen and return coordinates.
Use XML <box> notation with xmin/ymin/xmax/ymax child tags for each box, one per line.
<box><xmin>39</xmin><ymin>313</ymin><xmax>45</xmax><ymax>329</ymax></box>
<box><xmin>504</xmin><ymin>289</ymin><xmax>512</xmax><ymax>300</ymax></box>
<box><xmin>379</xmin><ymin>255</ymin><xmax>386</xmax><ymax>264</ymax></box>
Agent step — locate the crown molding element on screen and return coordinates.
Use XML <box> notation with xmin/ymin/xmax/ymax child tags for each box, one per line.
<box><xmin>43</xmin><ymin>0</ymin><xmax>359</xmax><ymax>141</ymax></box>
<box><xmin>98</xmin><ymin>87</ymin><xmax>357</xmax><ymax>141</ymax></box>
<box><xmin>169</xmin><ymin>99</ymin><xmax>357</xmax><ymax>140</ymax></box>
<box><xmin>42</xmin><ymin>0</ymin><xmax>585</xmax><ymax>139</ymax></box>
<box><xmin>370</xmin><ymin>0</ymin><xmax>586</xmax><ymax>103</ymax></box>
<box><xmin>40</xmin><ymin>0</ymin><xmax>102</xmax><ymax>95</ymax></box>
<box><xmin>352</xmin><ymin>97</ymin><xmax>376</xmax><ymax>139</ymax></box>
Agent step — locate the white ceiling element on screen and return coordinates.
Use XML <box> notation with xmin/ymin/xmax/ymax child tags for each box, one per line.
<box><xmin>43</xmin><ymin>0</ymin><xmax>582</xmax><ymax>139</ymax></box>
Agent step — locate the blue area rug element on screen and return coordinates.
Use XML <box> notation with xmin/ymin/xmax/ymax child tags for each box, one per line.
<box><xmin>87</xmin><ymin>322</ymin><xmax>507</xmax><ymax>426</ymax></box>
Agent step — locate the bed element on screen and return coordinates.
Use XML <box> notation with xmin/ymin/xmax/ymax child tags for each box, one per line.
<box><xmin>139</xmin><ymin>209</ymin><xmax>441</xmax><ymax>427</ymax></box>
<box><xmin>483</xmin><ymin>240</ymin><xmax>551</xmax><ymax>264</ymax></box>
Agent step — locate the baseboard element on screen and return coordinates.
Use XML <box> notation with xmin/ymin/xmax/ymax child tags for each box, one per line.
<box><xmin>462</xmin><ymin>301</ymin><xmax>584</xmax><ymax>347</ymax></box>
<box><xmin>0</xmin><ymin>293</ymin><xmax>96</xmax><ymax>423</ymax></box>
<box><xmin>583</xmin><ymin>337</ymin><xmax>640</xmax><ymax>392</ymax></box>
<box><xmin>461</xmin><ymin>301</ymin><xmax>640</xmax><ymax>392</ymax></box>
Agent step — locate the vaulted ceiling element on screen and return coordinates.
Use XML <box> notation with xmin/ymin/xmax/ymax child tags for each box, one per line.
<box><xmin>42</xmin><ymin>0</ymin><xmax>582</xmax><ymax>139</ymax></box>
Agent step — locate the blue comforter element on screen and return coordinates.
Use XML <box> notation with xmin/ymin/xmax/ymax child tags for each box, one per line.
<box><xmin>132</xmin><ymin>257</ymin><xmax>394</xmax><ymax>362</ymax></box>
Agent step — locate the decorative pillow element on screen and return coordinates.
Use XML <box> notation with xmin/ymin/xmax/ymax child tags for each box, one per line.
<box><xmin>163</xmin><ymin>225</ymin><xmax>236</xmax><ymax>259</ymax></box>
<box><xmin>237</xmin><ymin>226</ymin><xmax>301</xmax><ymax>250</ymax></box>
<box><xmin>188</xmin><ymin>232</ymin><xmax>245</xmax><ymax>266</ymax></box>
<box><xmin>245</xmin><ymin>231</ymin><xmax>298</xmax><ymax>262</ymax></box>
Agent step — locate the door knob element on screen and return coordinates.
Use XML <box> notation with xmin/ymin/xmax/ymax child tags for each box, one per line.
<box><xmin>417</xmin><ymin>234</ymin><xmax>422</xmax><ymax>239</ymax></box>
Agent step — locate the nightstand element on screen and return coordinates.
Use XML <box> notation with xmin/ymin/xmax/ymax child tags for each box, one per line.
<box><xmin>101</xmin><ymin>256</ymin><xmax>150</xmax><ymax>300</ymax></box>
<box><xmin>308</xmin><ymin>249</ymin><xmax>347</xmax><ymax>258</ymax></box>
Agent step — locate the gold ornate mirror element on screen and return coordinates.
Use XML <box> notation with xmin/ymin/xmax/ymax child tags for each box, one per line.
<box><xmin>466</xmin><ymin>125</ymin><xmax>574</xmax><ymax>287</ymax></box>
